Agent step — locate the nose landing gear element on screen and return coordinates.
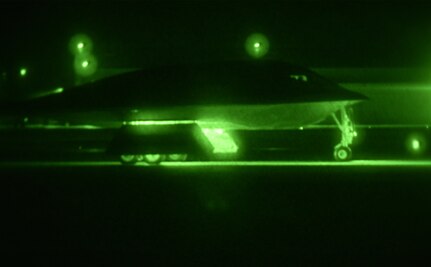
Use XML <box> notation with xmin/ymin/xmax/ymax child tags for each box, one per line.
<box><xmin>332</xmin><ymin>107</ymin><xmax>356</xmax><ymax>161</ymax></box>
<box><xmin>333</xmin><ymin>145</ymin><xmax>352</xmax><ymax>161</ymax></box>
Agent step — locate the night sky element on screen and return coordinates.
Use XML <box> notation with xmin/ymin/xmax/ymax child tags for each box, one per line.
<box><xmin>2</xmin><ymin>0</ymin><xmax>431</xmax><ymax>68</ymax></box>
<box><xmin>2</xmin><ymin>0</ymin><xmax>431</xmax><ymax>105</ymax></box>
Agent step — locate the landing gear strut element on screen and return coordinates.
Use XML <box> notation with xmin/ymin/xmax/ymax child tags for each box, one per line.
<box><xmin>331</xmin><ymin>107</ymin><xmax>356</xmax><ymax>161</ymax></box>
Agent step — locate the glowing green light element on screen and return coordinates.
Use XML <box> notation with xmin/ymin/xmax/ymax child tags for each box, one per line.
<box><xmin>412</xmin><ymin>139</ymin><xmax>421</xmax><ymax>150</ymax></box>
<box><xmin>124</xmin><ymin>120</ymin><xmax>197</xmax><ymax>126</ymax></box>
<box><xmin>160</xmin><ymin>160</ymin><xmax>431</xmax><ymax>167</ymax></box>
<box><xmin>5</xmin><ymin>160</ymin><xmax>431</xmax><ymax>168</ymax></box>
<box><xmin>74</xmin><ymin>54</ymin><xmax>98</xmax><ymax>77</ymax></box>
<box><xmin>25</xmin><ymin>124</ymin><xmax>101</xmax><ymax>130</ymax></box>
<box><xmin>201</xmin><ymin>128</ymin><xmax>238</xmax><ymax>154</ymax></box>
<box><xmin>245</xmin><ymin>33</ymin><xmax>269</xmax><ymax>59</ymax></box>
<box><xmin>406</xmin><ymin>133</ymin><xmax>427</xmax><ymax>155</ymax></box>
<box><xmin>77</xmin><ymin>42</ymin><xmax>84</xmax><ymax>50</ymax></box>
<box><xmin>19</xmin><ymin>68</ymin><xmax>27</xmax><ymax>77</ymax></box>
<box><xmin>122</xmin><ymin>121</ymin><xmax>238</xmax><ymax>154</ymax></box>
<box><xmin>214</xmin><ymin>128</ymin><xmax>224</xmax><ymax>134</ymax></box>
<box><xmin>54</xmin><ymin>87</ymin><xmax>64</xmax><ymax>94</ymax></box>
<box><xmin>69</xmin><ymin>34</ymin><xmax>93</xmax><ymax>55</ymax></box>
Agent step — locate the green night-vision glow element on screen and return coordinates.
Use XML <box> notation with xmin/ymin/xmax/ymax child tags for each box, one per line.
<box><xmin>77</xmin><ymin>42</ymin><xmax>85</xmax><ymax>50</ymax></box>
<box><xmin>124</xmin><ymin>120</ymin><xmax>238</xmax><ymax>154</ymax></box>
<box><xmin>69</xmin><ymin>34</ymin><xmax>93</xmax><ymax>55</ymax></box>
<box><xmin>245</xmin><ymin>33</ymin><xmax>269</xmax><ymax>59</ymax></box>
<box><xmin>54</xmin><ymin>87</ymin><xmax>64</xmax><ymax>94</ymax></box>
<box><xmin>19</xmin><ymin>68</ymin><xmax>27</xmax><ymax>77</ymax></box>
<box><xmin>406</xmin><ymin>133</ymin><xmax>427</xmax><ymax>155</ymax></box>
<box><xmin>412</xmin><ymin>139</ymin><xmax>420</xmax><ymax>150</ymax></box>
<box><xmin>159</xmin><ymin>161</ymin><xmax>431</xmax><ymax>167</ymax></box>
<box><xmin>74</xmin><ymin>54</ymin><xmax>98</xmax><ymax>77</ymax></box>
<box><xmin>201</xmin><ymin>128</ymin><xmax>238</xmax><ymax>154</ymax></box>
<box><xmin>124</xmin><ymin>120</ymin><xmax>197</xmax><ymax>126</ymax></box>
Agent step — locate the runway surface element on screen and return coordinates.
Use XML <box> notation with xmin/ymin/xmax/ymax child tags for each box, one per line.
<box><xmin>2</xmin><ymin>159</ymin><xmax>431</xmax><ymax>167</ymax></box>
<box><xmin>2</xmin><ymin>160</ymin><xmax>430</xmax><ymax>263</ymax></box>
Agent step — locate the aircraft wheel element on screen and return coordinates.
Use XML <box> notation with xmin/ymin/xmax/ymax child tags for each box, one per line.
<box><xmin>120</xmin><ymin>154</ymin><xmax>138</xmax><ymax>165</ymax></box>
<box><xmin>333</xmin><ymin>146</ymin><xmax>352</xmax><ymax>161</ymax></box>
<box><xmin>167</xmin><ymin>154</ymin><xmax>188</xmax><ymax>161</ymax></box>
<box><xmin>144</xmin><ymin>154</ymin><xmax>166</xmax><ymax>165</ymax></box>
<box><xmin>135</xmin><ymin>155</ymin><xmax>145</xmax><ymax>161</ymax></box>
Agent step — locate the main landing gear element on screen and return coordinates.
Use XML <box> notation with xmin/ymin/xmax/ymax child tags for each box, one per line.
<box><xmin>331</xmin><ymin>107</ymin><xmax>357</xmax><ymax>161</ymax></box>
<box><xmin>120</xmin><ymin>153</ymin><xmax>188</xmax><ymax>165</ymax></box>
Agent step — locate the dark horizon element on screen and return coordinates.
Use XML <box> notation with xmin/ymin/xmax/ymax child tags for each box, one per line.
<box><xmin>2</xmin><ymin>1</ymin><xmax>431</xmax><ymax>69</ymax></box>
